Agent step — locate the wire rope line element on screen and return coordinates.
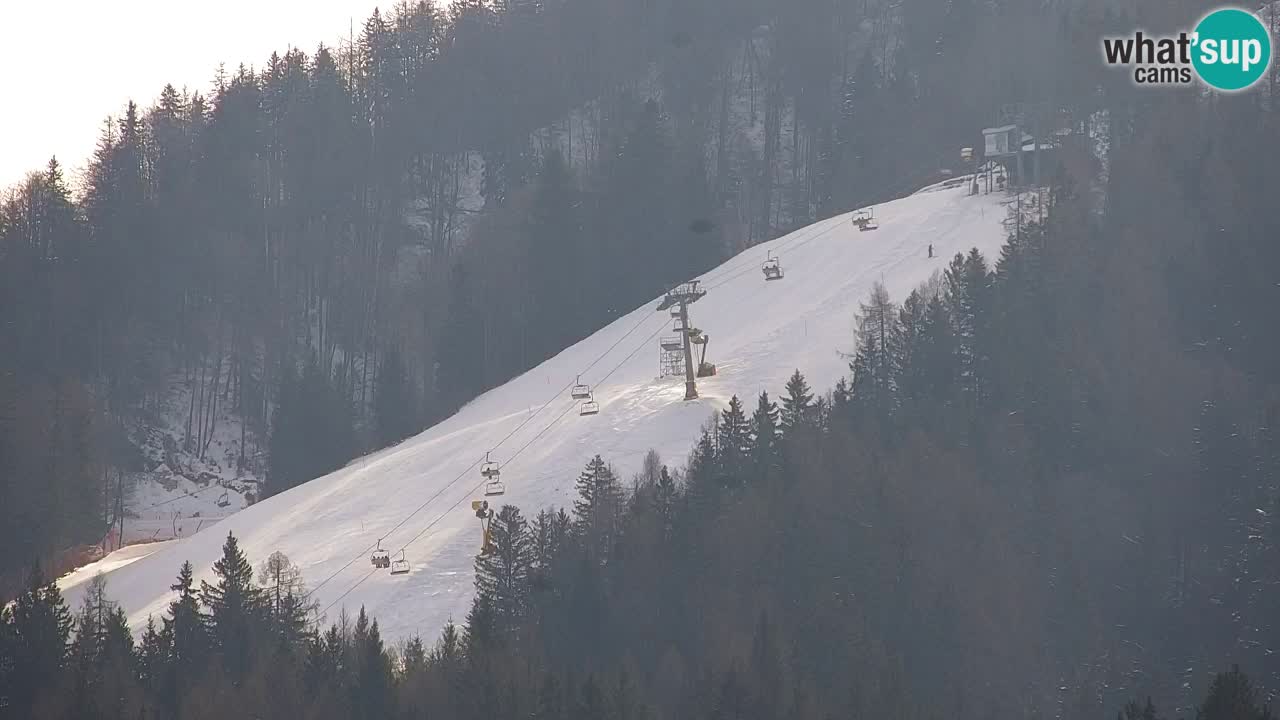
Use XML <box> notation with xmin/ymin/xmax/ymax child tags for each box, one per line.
<box><xmin>704</xmin><ymin>217</ymin><xmax>849</xmax><ymax>293</ymax></box>
<box><xmin>304</xmin><ymin>311</ymin><xmax>670</xmax><ymax>603</ymax></box>
<box><xmin>319</xmin><ymin>320</ymin><xmax>670</xmax><ymax>618</ymax></box>
<box><xmin>316</xmin><ymin>212</ymin><xmax>855</xmax><ymax>604</ymax></box>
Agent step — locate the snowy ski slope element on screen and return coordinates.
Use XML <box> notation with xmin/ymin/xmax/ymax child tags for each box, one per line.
<box><xmin>61</xmin><ymin>182</ymin><xmax>1013</xmax><ymax>643</ymax></box>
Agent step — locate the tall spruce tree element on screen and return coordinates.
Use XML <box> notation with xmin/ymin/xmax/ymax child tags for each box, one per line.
<box><xmin>200</xmin><ymin>532</ymin><xmax>263</xmax><ymax>678</ymax></box>
<box><xmin>944</xmin><ymin>249</ymin><xmax>991</xmax><ymax>410</ymax></box>
<box><xmin>716</xmin><ymin>395</ymin><xmax>751</xmax><ymax>487</ymax></box>
<box><xmin>780</xmin><ymin>370</ymin><xmax>814</xmax><ymax>433</ymax></box>
<box><xmin>572</xmin><ymin>456</ymin><xmax>624</xmax><ymax>564</ymax></box>
<box><xmin>6</xmin><ymin>565</ymin><xmax>73</xmax><ymax>715</ymax></box>
<box><xmin>749</xmin><ymin>391</ymin><xmax>782</xmax><ymax>480</ymax></box>
<box><xmin>474</xmin><ymin>504</ymin><xmax>536</xmax><ymax>635</ymax></box>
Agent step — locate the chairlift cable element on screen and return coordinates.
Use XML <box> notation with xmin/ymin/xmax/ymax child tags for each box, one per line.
<box><xmin>308</xmin><ymin>311</ymin><xmax>670</xmax><ymax>606</ymax></box>
<box><xmin>320</xmin><ymin>320</ymin><xmax>670</xmax><ymax>618</ymax></box>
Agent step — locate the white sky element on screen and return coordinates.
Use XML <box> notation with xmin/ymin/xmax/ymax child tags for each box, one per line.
<box><xmin>0</xmin><ymin>0</ymin><xmax>398</xmax><ymax>191</ymax></box>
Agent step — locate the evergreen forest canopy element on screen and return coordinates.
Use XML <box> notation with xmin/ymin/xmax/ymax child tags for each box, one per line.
<box><xmin>4</xmin><ymin>0</ymin><xmax>1280</xmax><ymax>716</ymax></box>
<box><xmin>0</xmin><ymin>0</ymin><xmax>1054</xmax><ymax>586</ymax></box>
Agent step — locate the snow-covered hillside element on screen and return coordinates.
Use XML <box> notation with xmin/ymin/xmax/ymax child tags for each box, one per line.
<box><xmin>113</xmin><ymin>374</ymin><xmax>262</xmax><ymax>548</ymax></box>
<box><xmin>62</xmin><ymin>182</ymin><xmax>1013</xmax><ymax>643</ymax></box>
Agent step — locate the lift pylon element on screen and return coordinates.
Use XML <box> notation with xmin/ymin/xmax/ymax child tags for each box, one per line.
<box><xmin>655</xmin><ymin>280</ymin><xmax>709</xmax><ymax>400</ymax></box>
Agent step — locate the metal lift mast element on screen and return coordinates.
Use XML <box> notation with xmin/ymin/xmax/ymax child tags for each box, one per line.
<box><xmin>657</xmin><ymin>281</ymin><xmax>707</xmax><ymax>401</ymax></box>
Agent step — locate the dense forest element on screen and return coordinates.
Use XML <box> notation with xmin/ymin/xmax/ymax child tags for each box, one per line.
<box><xmin>5</xmin><ymin>0</ymin><xmax>1280</xmax><ymax>716</ymax></box>
<box><xmin>0</xmin><ymin>0</ymin><xmax>1110</xmax><ymax>588</ymax></box>
<box><xmin>8</xmin><ymin>150</ymin><xmax>1280</xmax><ymax>716</ymax></box>
<box><xmin>0</xmin><ymin>524</ymin><xmax>1274</xmax><ymax>720</ymax></box>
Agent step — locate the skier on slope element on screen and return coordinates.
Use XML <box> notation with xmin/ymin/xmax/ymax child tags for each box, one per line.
<box><xmin>927</xmin><ymin>243</ymin><xmax>933</xmax><ymax>259</ymax></box>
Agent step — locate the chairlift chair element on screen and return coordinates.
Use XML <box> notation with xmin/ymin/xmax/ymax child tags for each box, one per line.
<box><xmin>762</xmin><ymin>250</ymin><xmax>783</xmax><ymax>281</ymax></box>
<box><xmin>693</xmin><ymin>333</ymin><xmax>717</xmax><ymax>377</ymax></box>
<box><xmin>215</xmin><ymin>490</ymin><xmax>231</xmax><ymax>508</ymax></box>
<box><xmin>571</xmin><ymin>375</ymin><xmax>591</xmax><ymax>400</ymax></box>
<box><xmin>370</xmin><ymin>540</ymin><xmax>391</xmax><ymax>569</ymax></box>
<box><xmin>660</xmin><ymin>336</ymin><xmax>684</xmax><ymax>351</ymax></box>
<box><xmin>854</xmin><ymin>208</ymin><xmax>879</xmax><ymax>231</ymax></box>
<box><xmin>389</xmin><ymin>550</ymin><xmax>410</xmax><ymax>576</ymax></box>
<box><xmin>481</xmin><ymin>453</ymin><xmax>506</xmax><ymax>497</ymax></box>
<box><xmin>580</xmin><ymin>392</ymin><xmax>600</xmax><ymax>416</ymax></box>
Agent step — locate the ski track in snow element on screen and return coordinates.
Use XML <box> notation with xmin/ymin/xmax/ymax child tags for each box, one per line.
<box><xmin>61</xmin><ymin>183</ymin><xmax>1013</xmax><ymax>643</ymax></box>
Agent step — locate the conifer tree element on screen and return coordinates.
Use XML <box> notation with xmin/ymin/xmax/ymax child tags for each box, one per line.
<box><xmin>1197</xmin><ymin>665</ymin><xmax>1269</xmax><ymax>720</ymax></box>
<box><xmin>944</xmin><ymin>249</ymin><xmax>991</xmax><ymax>409</ymax></box>
<box><xmin>893</xmin><ymin>289</ymin><xmax>929</xmax><ymax>414</ymax></box>
<box><xmin>684</xmin><ymin>424</ymin><xmax>720</xmax><ymax>517</ymax></box>
<box><xmin>351</xmin><ymin>609</ymin><xmax>392</xmax><ymax>720</ymax></box>
<box><xmin>70</xmin><ymin>575</ymin><xmax>137</xmax><ymax>720</ymax></box>
<box><xmin>165</xmin><ymin>560</ymin><xmax>207</xmax><ymax>670</ymax></box>
<box><xmin>474</xmin><ymin>504</ymin><xmax>536</xmax><ymax>635</ymax></box>
<box><xmin>304</xmin><ymin>624</ymin><xmax>345</xmax><ymax>692</ymax></box>
<box><xmin>655</xmin><ymin>466</ymin><xmax>679</xmax><ymax>539</ymax></box>
<box><xmin>572</xmin><ymin>456</ymin><xmax>624</xmax><ymax>560</ymax></box>
<box><xmin>780</xmin><ymin>370</ymin><xmax>814</xmax><ymax>432</ymax></box>
<box><xmin>750</xmin><ymin>391</ymin><xmax>782</xmax><ymax>479</ymax></box>
<box><xmin>430</xmin><ymin>619</ymin><xmax>462</xmax><ymax>670</ymax></box>
<box><xmin>464</xmin><ymin>592</ymin><xmax>499</xmax><ymax>654</ymax></box>
<box><xmin>532</xmin><ymin>508</ymin><xmax>568</xmax><ymax>592</ymax></box>
<box><xmin>201</xmin><ymin>532</ymin><xmax>263</xmax><ymax>677</ymax></box>
<box><xmin>402</xmin><ymin>635</ymin><xmax>427</xmax><ymax>677</ymax></box>
<box><xmin>138</xmin><ymin>615</ymin><xmax>169</xmax><ymax>695</ymax></box>
<box><xmin>7</xmin><ymin>564</ymin><xmax>73</xmax><ymax>715</ymax></box>
<box><xmin>716</xmin><ymin>395</ymin><xmax>751</xmax><ymax>486</ymax></box>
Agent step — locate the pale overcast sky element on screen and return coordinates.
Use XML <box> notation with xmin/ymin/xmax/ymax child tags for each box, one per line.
<box><xmin>0</xmin><ymin>0</ymin><xmax>395</xmax><ymax>191</ymax></box>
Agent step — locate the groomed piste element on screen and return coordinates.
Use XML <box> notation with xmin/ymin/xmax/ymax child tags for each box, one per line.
<box><xmin>62</xmin><ymin>181</ymin><xmax>1012</xmax><ymax>643</ymax></box>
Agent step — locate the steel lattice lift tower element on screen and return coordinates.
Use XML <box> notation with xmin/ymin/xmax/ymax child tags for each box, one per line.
<box><xmin>657</xmin><ymin>281</ymin><xmax>709</xmax><ymax>401</ymax></box>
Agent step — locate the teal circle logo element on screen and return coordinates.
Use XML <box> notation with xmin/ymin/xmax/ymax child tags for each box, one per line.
<box><xmin>1192</xmin><ymin>8</ymin><xmax>1271</xmax><ymax>91</ymax></box>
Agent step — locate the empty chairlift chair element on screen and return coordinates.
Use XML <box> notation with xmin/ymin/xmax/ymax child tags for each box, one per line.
<box><xmin>571</xmin><ymin>375</ymin><xmax>592</xmax><ymax>400</ymax></box>
<box><xmin>580</xmin><ymin>392</ymin><xmax>600</xmax><ymax>416</ymax></box>
<box><xmin>215</xmin><ymin>489</ymin><xmax>231</xmax><ymax>508</ymax></box>
<box><xmin>389</xmin><ymin>550</ymin><xmax>410</xmax><ymax>576</ymax></box>
<box><xmin>370</xmin><ymin>540</ymin><xmax>391</xmax><ymax>569</ymax></box>
<box><xmin>853</xmin><ymin>207</ymin><xmax>879</xmax><ymax>231</ymax></box>
<box><xmin>481</xmin><ymin>453</ymin><xmax>505</xmax><ymax>497</ymax></box>
<box><xmin>762</xmin><ymin>250</ymin><xmax>783</xmax><ymax>281</ymax></box>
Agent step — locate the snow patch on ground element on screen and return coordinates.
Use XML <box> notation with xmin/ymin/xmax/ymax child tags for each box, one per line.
<box><xmin>114</xmin><ymin>370</ymin><xmax>264</xmax><ymax>546</ymax></box>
